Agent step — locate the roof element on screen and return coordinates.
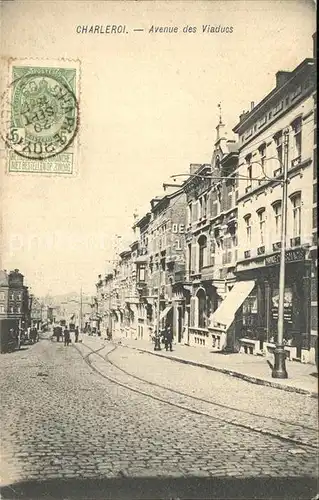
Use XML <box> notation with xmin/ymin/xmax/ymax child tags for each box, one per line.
<box><xmin>233</xmin><ymin>58</ymin><xmax>314</xmax><ymax>134</ymax></box>
<box><xmin>132</xmin><ymin>212</ymin><xmax>151</xmax><ymax>230</ymax></box>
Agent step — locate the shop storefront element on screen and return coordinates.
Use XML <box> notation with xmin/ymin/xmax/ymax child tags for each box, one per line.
<box><xmin>234</xmin><ymin>247</ymin><xmax>312</xmax><ymax>360</ymax></box>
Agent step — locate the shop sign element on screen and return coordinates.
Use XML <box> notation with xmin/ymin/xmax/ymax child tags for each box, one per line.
<box><xmin>265</xmin><ymin>248</ymin><xmax>305</xmax><ymax>267</ymax></box>
<box><xmin>271</xmin><ymin>287</ymin><xmax>293</xmax><ymax>323</ymax></box>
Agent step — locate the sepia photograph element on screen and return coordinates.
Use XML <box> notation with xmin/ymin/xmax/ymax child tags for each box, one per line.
<box><xmin>0</xmin><ymin>1</ymin><xmax>317</xmax><ymax>499</ymax></box>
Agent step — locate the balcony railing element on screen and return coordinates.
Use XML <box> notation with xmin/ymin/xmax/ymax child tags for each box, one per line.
<box><xmin>290</xmin><ymin>236</ymin><xmax>301</xmax><ymax>247</ymax></box>
<box><xmin>272</xmin><ymin>241</ymin><xmax>282</xmax><ymax>251</ymax></box>
<box><xmin>257</xmin><ymin>245</ymin><xmax>265</xmax><ymax>255</ymax></box>
<box><xmin>200</xmin><ymin>265</ymin><xmax>215</xmax><ymax>280</ymax></box>
<box><xmin>291</xmin><ymin>155</ymin><xmax>301</xmax><ymax>168</ymax></box>
<box><xmin>244</xmin><ymin>250</ymin><xmax>251</xmax><ymax>259</ymax></box>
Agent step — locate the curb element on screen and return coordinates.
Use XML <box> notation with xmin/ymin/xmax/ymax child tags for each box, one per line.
<box><xmin>123</xmin><ymin>344</ymin><xmax>318</xmax><ymax>398</ymax></box>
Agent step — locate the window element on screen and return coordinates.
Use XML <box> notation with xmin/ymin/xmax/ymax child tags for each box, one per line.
<box><xmin>292</xmin><ymin>117</ymin><xmax>302</xmax><ymax>160</ymax></box>
<box><xmin>211</xmin><ymin>190</ymin><xmax>218</xmax><ymax>218</ymax></box>
<box><xmin>188</xmin><ymin>203</ymin><xmax>192</xmax><ymax>225</ymax></box>
<box><xmin>274</xmin><ymin>131</ymin><xmax>283</xmax><ymax>169</ymax></box>
<box><xmin>198</xmin><ymin>235</ymin><xmax>207</xmax><ymax>271</ymax></box>
<box><xmin>272</xmin><ymin>201</ymin><xmax>282</xmax><ymax>238</ymax></box>
<box><xmin>10</xmin><ymin>306</ymin><xmax>14</xmax><ymax>313</ymax></box>
<box><xmin>10</xmin><ymin>293</ymin><xmax>14</xmax><ymax>300</ymax></box>
<box><xmin>188</xmin><ymin>243</ymin><xmax>192</xmax><ymax>275</ymax></box>
<box><xmin>244</xmin><ymin>214</ymin><xmax>252</xmax><ymax>245</ymax></box>
<box><xmin>17</xmin><ymin>307</ymin><xmax>21</xmax><ymax>313</ymax></box>
<box><xmin>138</xmin><ymin>265</ymin><xmax>146</xmax><ymax>282</ymax></box>
<box><xmin>245</xmin><ymin>154</ymin><xmax>252</xmax><ymax>190</ymax></box>
<box><xmin>291</xmin><ymin>193</ymin><xmax>301</xmax><ymax>237</ymax></box>
<box><xmin>0</xmin><ymin>305</ymin><xmax>4</xmax><ymax>313</ymax></box>
<box><xmin>197</xmin><ymin>289</ymin><xmax>207</xmax><ymax>328</ymax></box>
<box><xmin>257</xmin><ymin>208</ymin><xmax>266</xmax><ymax>245</ymax></box>
<box><xmin>0</xmin><ymin>292</ymin><xmax>4</xmax><ymax>301</ymax></box>
<box><xmin>258</xmin><ymin>143</ymin><xmax>266</xmax><ymax>170</ymax></box>
<box><xmin>17</xmin><ymin>293</ymin><xmax>22</xmax><ymax>301</ymax></box>
<box><xmin>202</xmin><ymin>194</ymin><xmax>207</xmax><ymax>219</ymax></box>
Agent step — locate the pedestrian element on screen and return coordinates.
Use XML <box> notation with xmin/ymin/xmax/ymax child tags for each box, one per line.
<box><xmin>30</xmin><ymin>327</ymin><xmax>37</xmax><ymax>344</ymax></box>
<box><xmin>56</xmin><ymin>325</ymin><xmax>62</xmax><ymax>343</ymax></box>
<box><xmin>75</xmin><ymin>326</ymin><xmax>79</xmax><ymax>343</ymax></box>
<box><xmin>64</xmin><ymin>328</ymin><xmax>71</xmax><ymax>347</ymax></box>
<box><xmin>165</xmin><ymin>325</ymin><xmax>173</xmax><ymax>352</ymax></box>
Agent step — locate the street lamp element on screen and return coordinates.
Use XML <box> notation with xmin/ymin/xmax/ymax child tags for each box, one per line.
<box><xmin>171</xmin><ymin>130</ymin><xmax>290</xmax><ymax>378</ymax></box>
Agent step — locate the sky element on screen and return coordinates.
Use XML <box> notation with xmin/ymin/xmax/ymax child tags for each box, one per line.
<box><xmin>0</xmin><ymin>0</ymin><xmax>316</xmax><ymax>297</ymax></box>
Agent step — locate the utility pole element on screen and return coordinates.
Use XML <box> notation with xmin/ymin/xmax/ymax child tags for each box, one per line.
<box><xmin>154</xmin><ymin>262</ymin><xmax>162</xmax><ymax>351</ymax></box>
<box><xmin>272</xmin><ymin>128</ymin><xmax>289</xmax><ymax>378</ymax></box>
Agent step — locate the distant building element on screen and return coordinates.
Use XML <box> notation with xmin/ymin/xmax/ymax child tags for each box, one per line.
<box><xmin>0</xmin><ymin>269</ymin><xmax>30</xmax><ymax>326</ymax></box>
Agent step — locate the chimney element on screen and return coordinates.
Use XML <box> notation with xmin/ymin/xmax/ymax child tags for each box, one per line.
<box><xmin>239</xmin><ymin>110</ymin><xmax>248</xmax><ymax>123</ymax></box>
<box><xmin>275</xmin><ymin>71</ymin><xmax>291</xmax><ymax>88</ymax></box>
<box><xmin>250</xmin><ymin>101</ymin><xmax>255</xmax><ymax>111</ymax></box>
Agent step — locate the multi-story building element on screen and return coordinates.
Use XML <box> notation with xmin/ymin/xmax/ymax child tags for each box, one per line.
<box><xmin>0</xmin><ymin>269</ymin><xmax>31</xmax><ymax>349</ymax></box>
<box><xmin>148</xmin><ymin>188</ymin><xmax>187</xmax><ymax>341</ymax></box>
<box><xmin>184</xmin><ymin>118</ymin><xmax>239</xmax><ymax>349</ymax></box>
<box><xmin>30</xmin><ymin>296</ymin><xmax>43</xmax><ymax>328</ymax></box>
<box><xmin>133</xmin><ymin>213</ymin><xmax>152</xmax><ymax>340</ymax></box>
<box><xmin>228</xmin><ymin>57</ymin><xmax>316</xmax><ymax>361</ymax></box>
<box><xmin>310</xmin><ymin>32</ymin><xmax>317</xmax><ymax>351</ymax></box>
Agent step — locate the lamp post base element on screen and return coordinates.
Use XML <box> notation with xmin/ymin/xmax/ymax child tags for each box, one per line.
<box><xmin>272</xmin><ymin>345</ymin><xmax>288</xmax><ymax>378</ymax></box>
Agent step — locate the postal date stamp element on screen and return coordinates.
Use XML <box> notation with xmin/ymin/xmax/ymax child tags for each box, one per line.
<box><xmin>1</xmin><ymin>60</ymin><xmax>80</xmax><ymax>175</ymax></box>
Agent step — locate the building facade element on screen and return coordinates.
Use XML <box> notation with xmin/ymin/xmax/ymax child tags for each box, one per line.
<box><xmin>146</xmin><ymin>188</ymin><xmax>188</xmax><ymax>342</ymax></box>
<box><xmin>230</xmin><ymin>58</ymin><xmax>316</xmax><ymax>361</ymax></box>
<box><xmin>184</xmin><ymin>119</ymin><xmax>239</xmax><ymax>349</ymax></box>
<box><xmin>0</xmin><ymin>269</ymin><xmax>31</xmax><ymax>349</ymax></box>
<box><xmin>92</xmin><ymin>43</ymin><xmax>317</xmax><ymax>364</ymax></box>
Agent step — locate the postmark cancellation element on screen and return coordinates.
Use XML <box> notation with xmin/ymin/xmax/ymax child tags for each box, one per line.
<box><xmin>1</xmin><ymin>59</ymin><xmax>80</xmax><ymax>175</ymax></box>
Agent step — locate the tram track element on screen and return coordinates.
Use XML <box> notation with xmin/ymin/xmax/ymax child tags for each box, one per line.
<box><xmin>74</xmin><ymin>342</ymin><xmax>318</xmax><ymax>451</ymax></box>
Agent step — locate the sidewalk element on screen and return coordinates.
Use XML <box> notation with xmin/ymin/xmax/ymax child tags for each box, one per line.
<box><xmin>114</xmin><ymin>337</ymin><xmax>318</xmax><ymax>397</ymax></box>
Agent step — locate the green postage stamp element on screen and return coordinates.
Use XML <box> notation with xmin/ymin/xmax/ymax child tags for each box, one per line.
<box><xmin>1</xmin><ymin>59</ymin><xmax>80</xmax><ymax>175</ymax></box>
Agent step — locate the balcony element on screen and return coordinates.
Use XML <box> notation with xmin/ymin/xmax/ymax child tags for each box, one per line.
<box><xmin>244</xmin><ymin>250</ymin><xmax>251</xmax><ymax>259</ymax></box>
<box><xmin>200</xmin><ymin>265</ymin><xmax>215</xmax><ymax>281</ymax></box>
<box><xmin>272</xmin><ymin>241</ymin><xmax>282</xmax><ymax>251</ymax></box>
<box><xmin>291</xmin><ymin>155</ymin><xmax>301</xmax><ymax>168</ymax></box>
<box><xmin>274</xmin><ymin>167</ymin><xmax>282</xmax><ymax>178</ymax></box>
<box><xmin>290</xmin><ymin>236</ymin><xmax>301</xmax><ymax>247</ymax></box>
<box><xmin>174</xmin><ymin>269</ymin><xmax>186</xmax><ymax>283</ymax></box>
<box><xmin>257</xmin><ymin>245</ymin><xmax>265</xmax><ymax>256</ymax></box>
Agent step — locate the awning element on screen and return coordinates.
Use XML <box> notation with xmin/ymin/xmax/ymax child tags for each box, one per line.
<box><xmin>159</xmin><ymin>306</ymin><xmax>172</xmax><ymax>321</ymax></box>
<box><xmin>212</xmin><ymin>280</ymin><xmax>255</xmax><ymax>330</ymax></box>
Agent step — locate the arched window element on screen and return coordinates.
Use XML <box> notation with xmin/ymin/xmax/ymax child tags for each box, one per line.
<box><xmin>198</xmin><ymin>235</ymin><xmax>207</xmax><ymax>271</ymax></box>
<box><xmin>197</xmin><ymin>289</ymin><xmax>207</xmax><ymax>328</ymax></box>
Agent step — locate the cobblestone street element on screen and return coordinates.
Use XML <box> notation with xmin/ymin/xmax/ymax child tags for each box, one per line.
<box><xmin>0</xmin><ymin>334</ymin><xmax>317</xmax><ymax>500</ymax></box>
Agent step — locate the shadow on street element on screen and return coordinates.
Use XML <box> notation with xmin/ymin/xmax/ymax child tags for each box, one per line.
<box><xmin>0</xmin><ymin>476</ymin><xmax>317</xmax><ymax>500</ymax></box>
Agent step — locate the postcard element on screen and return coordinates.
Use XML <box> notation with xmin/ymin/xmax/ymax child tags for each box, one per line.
<box><xmin>0</xmin><ymin>1</ymin><xmax>317</xmax><ymax>499</ymax></box>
